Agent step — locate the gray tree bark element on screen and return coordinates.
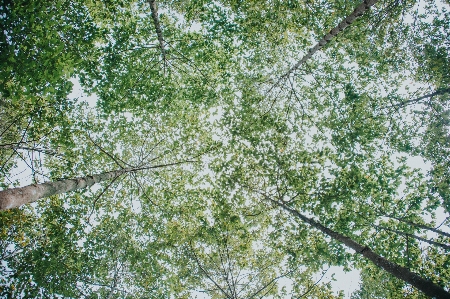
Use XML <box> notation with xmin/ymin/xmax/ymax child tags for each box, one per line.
<box><xmin>0</xmin><ymin>169</ymin><xmax>129</xmax><ymax>210</ymax></box>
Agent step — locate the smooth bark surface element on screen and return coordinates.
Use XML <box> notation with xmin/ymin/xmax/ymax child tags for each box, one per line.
<box><xmin>269</xmin><ymin>198</ymin><xmax>450</xmax><ymax>299</ymax></box>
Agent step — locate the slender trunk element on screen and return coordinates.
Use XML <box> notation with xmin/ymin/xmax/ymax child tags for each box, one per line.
<box><xmin>148</xmin><ymin>0</ymin><xmax>166</xmax><ymax>60</ymax></box>
<box><xmin>0</xmin><ymin>161</ymin><xmax>191</xmax><ymax>210</ymax></box>
<box><xmin>269</xmin><ymin>198</ymin><xmax>450</xmax><ymax>299</ymax></box>
<box><xmin>281</xmin><ymin>0</ymin><xmax>378</xmax><ymax>79</ymax></box>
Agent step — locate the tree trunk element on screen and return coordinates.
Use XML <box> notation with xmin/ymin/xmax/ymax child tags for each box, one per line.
<box><xmin>281</xmin><ymin>0</ymin><xmax>378</xmax><ymax>79</ymax></box>
<box><xmin>0</xmin><ymin>168</ymin><xmax>131</xmax><ymax>210</ymax></box>
<box><xmin>148</xmin><ymin>0</ymin><xmax>166</xmax><ymax>60</ymax></box>
<box><xmin>0</xmin><ymin>161</ymin><xmax>190</xmax><ymax>210</ymax></box>
<box><xmin>269</xmin><ymin>198</ymin><xmax>450</xmax><ymax>299</ymax></box>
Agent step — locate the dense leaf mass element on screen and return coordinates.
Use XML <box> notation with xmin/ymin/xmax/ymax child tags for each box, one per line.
<box><xmin>1</xmin><ymin>0</ymin><xmax>449</xmax><ymax>298</ymax></box>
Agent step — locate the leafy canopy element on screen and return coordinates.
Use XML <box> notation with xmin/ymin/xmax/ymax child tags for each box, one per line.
<box><xmin>1</xmin><ymin>0</ymin><xmax>449</xmax><ymax>298</ymax></box>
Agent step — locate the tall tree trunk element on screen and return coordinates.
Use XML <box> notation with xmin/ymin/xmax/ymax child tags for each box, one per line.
<box><xmin>0</xmin><ymin>161</ymin><xmax>189</xmax><ymax>210</ymax></box>
<box><xmin>268</xmin><ymin>198</ymin><xmax>450</xmax><ymax>299</ymax></box>
<box><xmin>148</xmin><ymin>0</ymin><xmax>166</xmax><ymax>60</ymax></box>
<box><xmin>281</xmin><ymin>0</ymin><xmax>378</xmax><ymax>79</ymax></box>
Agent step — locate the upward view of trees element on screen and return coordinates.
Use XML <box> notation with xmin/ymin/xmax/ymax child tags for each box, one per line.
<box><xmin>1</xmin><ymin>0</ymin><xmax>449</xmax><ymax>298</ymax></box>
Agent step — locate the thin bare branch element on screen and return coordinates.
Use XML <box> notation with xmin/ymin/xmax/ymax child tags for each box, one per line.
<box><xmin>375</xmin><ymin>225</ymin><xmax>450</xmax><ymax>251</ymax></box>
<box><xmin>189</xmin><ymin>242</ymin><xmax>232</xmax><ymax>298</ymax></box>
<box><xmin>382</xmin><ymin>214</ymin><xmax>450</xmax><ymax>239</ymax></box>
<box><xmin>87</xmin><ymin>173</ymin><xmax>124</xmax><ymax>224</ymax></box>
<box><xmin>297</xmin><ymin>268</ymin><xmax>328</xmax><ymax>298</ymax></box>
<box><xmin>384</xmin><ymin>88</ymin><xmax>450</xmax><ymax>110</ymax></box>
<box><xmin>87</xmin><ymin>133</ymin><xmax>130</xmax><ymax>168</ymax></box>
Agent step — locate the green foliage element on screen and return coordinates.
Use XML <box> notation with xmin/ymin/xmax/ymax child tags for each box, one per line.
<box><xmin>0</xmin><ymin>0</ymin><xmax>99</xmax><ymax>100</ymax></box>
<box><xmin>1</xmin><ymin>0</ymin><xmax>449</xmax><ymax>298</ymax></box>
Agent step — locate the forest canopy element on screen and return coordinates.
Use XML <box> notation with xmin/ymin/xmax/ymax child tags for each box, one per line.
<box><xmin>1</xmin><ymin>0</ymin><xmax>450</xmax><ymax>298</ymax></box>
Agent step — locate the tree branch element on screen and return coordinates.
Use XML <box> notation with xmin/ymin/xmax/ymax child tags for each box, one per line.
<box><xmin>384</xmin><ymin>88</ymin><xmax>450</xmax><ymax>109</ymax></box>
<box><xmin>189</xmin><ymin>242</ymin><xmax>232</xmax><ymax>298</ymax></box>
<box><xmin>250</xmin><ymin>187</ymin><xmax>450</xmax><ymax>299</ymax></box>
<box><xmin>375</xmin><ymin>225</ymin><xmax>450</xmax><ymax>251</ymax></box>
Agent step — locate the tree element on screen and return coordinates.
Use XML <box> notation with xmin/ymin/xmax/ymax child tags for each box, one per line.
<box><xmin>279</xmin><ymin>0</ymin><xmax>378</xmax><ymax>80</ymax></box>
<box><xmin>212</xmin><ymin>68</ymin><xmax>449</xmax><ymax>296</ymax></box>
<box><xmin>265</xmin><ymin>195</ymin><xmax>450</xmax><ymax>299</ymax></box>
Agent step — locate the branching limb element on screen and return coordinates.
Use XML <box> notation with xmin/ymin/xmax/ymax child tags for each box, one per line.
<box><xmin>381</xmin><ymin>213</ymin><xmax>450</xmax><ymax>239</ymax></box>
<box><xmin>87</xmin><ymin>133</ymin><xmax>130</xmax><ymax>168</ymax></box>
<box><xmin>189</xmin><ymin>242</ymin><xmax>232</xmax><ymax>298</ymax></box>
